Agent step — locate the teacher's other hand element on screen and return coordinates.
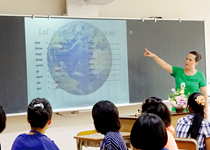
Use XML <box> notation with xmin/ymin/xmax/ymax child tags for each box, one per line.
<box><xmin>144</xmin><ymin>48</ymin><xmax>156</xmax><ymax>58</ymax></box>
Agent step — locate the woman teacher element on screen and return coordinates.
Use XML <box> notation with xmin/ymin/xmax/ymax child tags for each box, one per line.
<box><xmin>144</xmin><ymin>48</ymin><xmax>208</xmax><ymax>118</ymax></box>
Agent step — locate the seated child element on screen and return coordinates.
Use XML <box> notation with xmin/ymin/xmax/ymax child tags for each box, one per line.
<box><xmin>12</xmin><ymin>98</ymin><xmax>59</xmax><ymax>150</ymax></box>
<box><xmin>130</xmin><ymin>113</ymin><xmax>168</xmax><ymax>150</ymax></box>
<box><xmin>0</xmin><ymin>104</ymin><xmax>6</xmax><ymax>149</ymax></box>
<box><xmin>141</xmin><ymin>97</ymin><xmax>178</xmax><ymax>150</ymax></box>
<box><xmin>176</xmin><ymin>92</ymin><xmax>210</xmax><ymax>150</ymax></box>
<box><xmin>0</xmin><ymin>104</ymin><xmax>6</xmax><ymax>133</ymax></box>
<box><xmin>92</xmin><ymin>100</ymin><xmax>127</xmax><ymax>150</ymax></box>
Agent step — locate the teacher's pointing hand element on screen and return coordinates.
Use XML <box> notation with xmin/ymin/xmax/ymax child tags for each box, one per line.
<box><xmin>144</xmin><ymin>48</ymin><xmax>156</xmax><ymax>58</ymax></box>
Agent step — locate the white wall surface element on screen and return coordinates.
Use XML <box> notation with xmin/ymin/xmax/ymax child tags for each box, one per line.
<box><xmin>0</xmin><ymin>0</ymin><xmax>66</xmax><ymax>15</ymax></box>
<box><xmin>0</xmin><ymin>0</ymin><xmax>210</xmax><ymax>149</ymax></box>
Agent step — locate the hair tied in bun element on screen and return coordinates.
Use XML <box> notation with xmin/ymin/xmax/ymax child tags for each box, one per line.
<box><xmin>34</xmin><ymin>103</ymin><xmax>44</xmax><ymax>109</ymax></box>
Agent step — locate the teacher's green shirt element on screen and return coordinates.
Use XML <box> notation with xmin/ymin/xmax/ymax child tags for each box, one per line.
<box><xmin>171</xmin><ymin>66</ymin><xmax>207</xmax><ymax>96</ymax></box>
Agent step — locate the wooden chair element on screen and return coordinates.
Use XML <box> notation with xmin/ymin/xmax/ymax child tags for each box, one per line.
<box><xmin>175</xmin><ymin>137</ymin><xmax>198</xmax><ymax>150</ymax></box>
<box><xmin>74</xmin><ymin>130</ymin><xmax>131</xmax><ymax>150</ymax></box>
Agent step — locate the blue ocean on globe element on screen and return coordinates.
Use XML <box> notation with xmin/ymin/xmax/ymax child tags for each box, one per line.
<box><xmin>47</xmin><ymin>21</ymin><xmax>112</xmax><ymax>95</ymax></box>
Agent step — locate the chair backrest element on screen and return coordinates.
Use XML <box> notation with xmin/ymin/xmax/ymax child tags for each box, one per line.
<box><xmin>77</xmin><ymin>130</ymin><xmax>98</xmax><ymax>136</ymax></box>
<box><xmin>174</xmin><ymin>138</ymin><xmax>198</xmax><ymax>150</ymax></box>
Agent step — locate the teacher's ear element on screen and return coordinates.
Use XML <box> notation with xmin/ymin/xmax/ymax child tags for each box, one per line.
<box><xmin>195</xmin><ymin>61</ymin><xmax>199</xmax><ymax>66</ymax></box>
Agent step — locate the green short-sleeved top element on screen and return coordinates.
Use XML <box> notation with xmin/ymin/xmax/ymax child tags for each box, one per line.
<box><xmin>171</xmin><ymin>66</ymin><xmax>207</xmax><ymax>96</ymax></box>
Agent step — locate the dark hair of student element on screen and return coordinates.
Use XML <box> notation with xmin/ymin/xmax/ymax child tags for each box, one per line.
<box><xmin>28</xmin><ymin>98</ymin><xmax>52</xmax><ymax>128</ymax></box>
<box><xmin>187</xmin><ymin>92</ymin><xmax>204</xmax><ymax>139</ymax></box>
<box><xmin>141</xmin><ymin>97</ymin><xmax>171</xmax><ymax>127</ymax></box>
<box><xmin>141</xmin><ymin>97</ymin><xmax>162</xmax><ymax>113</ymax></box>
<box><xmin>0</xmin><ymin>104</ymin><xmax>6</xmax><ymax>133</ymax></box>
<box><xmin>130</xmin><ymin>113</ymin><xmax>168</xmax><ymax>150</ymax></box>
<box><xmin>92</xmin><ymin>100</ymin><xmax>121</xmax><ymax>135</ymax></box>
<box><xmin>189</xmin><ymin>51</ymin><xmax>201</xmax><ymax>62</ymax></box>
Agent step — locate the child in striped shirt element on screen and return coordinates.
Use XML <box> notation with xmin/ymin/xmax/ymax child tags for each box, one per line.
<box><xmin>92</xmin><ymin>100</ymin><xmax>127</xmax><ymax>150</ymax></box>
<box><xmin>176</xmin><ymin>92</ymin><xmax>210</xmax><ymax>150</ymax></box>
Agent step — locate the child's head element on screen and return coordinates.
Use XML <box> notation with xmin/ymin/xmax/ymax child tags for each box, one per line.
<box><xmin>187</xmin><ymin>92</ymin><xmax>205</xmax><ymax>139</ymax></box>
<box><xmin>0</xmin><ymin>104</ymin><xmax>6</xmax><ymax>133</ymax></box>
<box><xmin>141</xmin><ymin>97</ymin><xmax>162</xmax><ymax>113</ymax></box>
<box><xmin>130</xmin><ymin>113</ymin><xmax>167</xmax><ymax>150</ymax></box>
<box><xmin>92</xmin><ymin>100</ymin><xmax>120</xmax><ymax>135</ymax></box>
<box><xmin>187</xmin><ymin>92</ymin><xmax>205</xmax><ymax>113</ymax></box>
<box><xmin>141</xmin><ymin>97</ymin><xmax>171</xmax><ymax>127</ymax></box>
<box><xmin>27</xmin><ymin>98</ymin><xmax>52</xmax><ymax>128</ymax></box>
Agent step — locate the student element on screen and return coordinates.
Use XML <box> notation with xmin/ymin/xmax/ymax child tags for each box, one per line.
<box><xmin>0</xmin><ymin>104</ymin><xmax>6</xmax><ymax>133</ymax></box>
<box><xmin>92</xmin><ymin>100</ymin><xmax>127</xmax><ymax>150</ymax></box>
<box><xmin>0</xmin><ymin>104</ymin><xmax>6</xmax><ymax>150</ymax></box>
<box><xmin>141</xmin><ymin>97</ymin><xmax>178</xmax><ymax>150</ymax></box>
<box><xmin>12</xmin><ymin>98</ymin><xmax>59</xmax><ymax>150</ymax></box>
<box><xmin>176</xmin><ymin>92</ymin><xmax>210</xmax><ymax>150</ymax></box>
<box><xmin>130</xmin><ymin>113</ymin><xmax>168</xmax><ymax>150</ymax></box>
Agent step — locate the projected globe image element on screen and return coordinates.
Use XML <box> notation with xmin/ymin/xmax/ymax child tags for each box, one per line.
<box><xmin>47</xmin><ymin>22</ymin><xmax>112</xmax><ymax>95</ymax></box>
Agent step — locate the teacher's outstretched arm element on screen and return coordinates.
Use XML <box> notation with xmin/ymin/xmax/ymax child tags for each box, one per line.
<box><xmin>144</xmin><ymin>48</ymin><xmax>172</xmax><ymax>74</ymax></box>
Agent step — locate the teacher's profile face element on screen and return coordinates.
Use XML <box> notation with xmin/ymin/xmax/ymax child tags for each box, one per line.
<box><xmin>185</xmin><ymin>53</ymin><xmax>197</xmax><ymax>68</ymax></box>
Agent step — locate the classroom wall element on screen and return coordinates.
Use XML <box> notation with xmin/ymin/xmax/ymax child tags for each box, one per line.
<box><xmin>0</xmin><ymin>0</ymin><xmax>209</xmax><ymax>149</ymax></box>
<box><xmin>0</xmin><ymin>0</ymin><xmax>66</xmax><ymax>15</ymax></box>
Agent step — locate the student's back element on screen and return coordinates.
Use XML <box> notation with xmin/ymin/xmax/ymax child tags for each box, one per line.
<box><xmin>12</xmin><ymin>131</ymin><xmax>59</xmax><ymax>150</ymax></box>
<box><xmin>176</xmin><ymin>92</ymin><xmax>210</xmax><ymax>150</ymax></box>
<box><xmin>141</xmin><ymin>97</ymin><xmax>178</xmax><ymax>150</ymax></box>
<box><xmin>0</xmin><ymin>104</ymin><xmax>6</xmax><ymax>150</ymax></box>
<box><xmin>92</xmin><ymin>100</ymin><xmax>127</xmax><ymax>150</ymax></box>
<box><xmin>103</xmin><ymin>131</ymin><xmax>126</xmax><ymax>150</ymax></box>
<box><xmin>130</xmin><ymin>113</ymin><xmax>169</xmax><ymax>150</ymax></box>
<box><xmin>12</xmin><ymin>98</ymin><xmax>59</xmax><ymax>150</ymax></box>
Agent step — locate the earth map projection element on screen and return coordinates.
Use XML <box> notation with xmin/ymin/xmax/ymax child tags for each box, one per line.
<box><xmin>47</xmin><ymin>21</ymin><xmax>112</xmax><ymax>95</ymax></box>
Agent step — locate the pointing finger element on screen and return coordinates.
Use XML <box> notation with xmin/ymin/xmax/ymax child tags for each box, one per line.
<box><xmin>144</xmin><ymin>47</ymin><xmax>149</xmax><ymax>52</ymax></box>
